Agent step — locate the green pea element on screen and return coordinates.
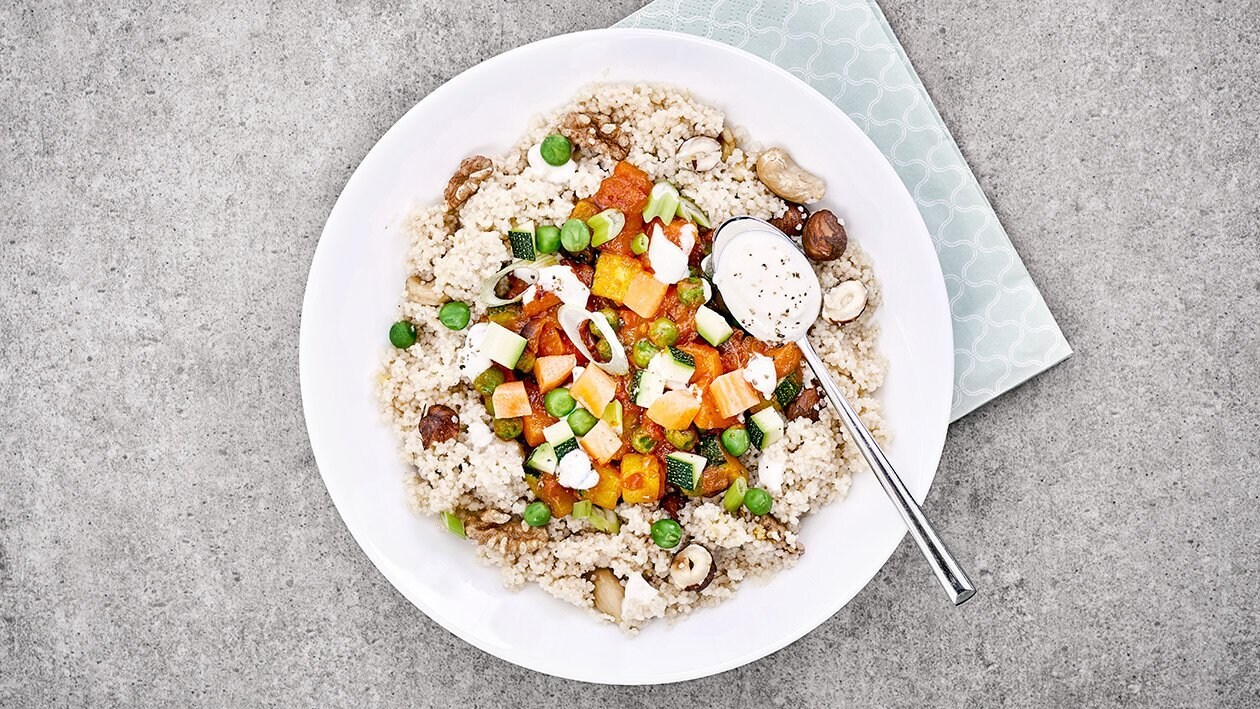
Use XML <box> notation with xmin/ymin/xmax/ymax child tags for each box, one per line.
<box><xmin>535</xmin><ymin>224</ymin><xmax>562</xmax><ymax>254</ymax></box>
<box><xmin>677</xmin><ymin>278</ymin><xmax>706</xmax><ymax>306</ymax></box>
<box><xmin>544</xmin><ymin>388</ymin><xmax>576</xmax><ymax>417</ymax></box>
<box><xmin>473</xmin><ymin>367</ymin><xmax>505</xmax><ymax>396</ymax></box>
<box><xmin>650</xmin><ymin>519</ymin><xmax>683</xmax><ymax>549</ymax></box>
<box><xmin>598</xmin><ymin>308</ymin><xmax>622</xmax><ymax>332</ymax></box>
<box><xmin>437</xmin><ymin>301</ymin><xmax>471</xmax><ymax>330</ymax></box>
<box><xmin>743</xmin><ymin>488</ymin><xmax>772</xmax><ymax>516</ymax></box>
<box><xmin>514</xmin><ymin>350</ymin><xmax>536</xmax><ymax>374</ymax></box>
<box><xmin>594</xmin><ymin>338</ymin><xmax>614</xmax><ymax>363</ymax></box>
<box><xmin>524</xmin><ymin>501</ymin><xmax>552</xmax><ymax>527</ymax></box>
<box><xmin>630</xmin><ymin>427</ymin><xmax>657</xmax><ymax>454</ymax></box>
<box><xmin>560</xmin><ymin>219</ymin><xmax>591</xmax><ymax>252</ymax></box>
<box><xmin>540</xmin><ymin>134</ymin><xmax>572</xmax><ymax>166</ymax></box>
<box><xmin>630</xmin><ymin>232</ymin><xmax>649</xmax><ymax>255</ymax></box>
<box><xmin>632</xmin><ymin>340</ymin><xmax>658</xmax><ymax>369</ymax></box>
<box><xmin>648</xmin><ymin>317</ymin><xmax>679</xmax><ymax>348</ymax></box>
<box><xmin>665</xmin><ymin>428</ymin><xmax>697</xmax><ymax>451</ymax></box>
<box><xmin>721</xmin><ymin>426</ymin><xmax>750</xmax><ymax>456</ymax></box>
<box><xmin>567</xmin><ymin>408</ymin><xmax>599</xmax><ymax>436</ymax></box>
<box><xmin>389</xmin><ymin>320</ymin><xmax>417</xmax><ymax>348</ymax></box>
<box><xmin>493</xmin><ymin>418</ymin><xmax>523</xmax><ymax>441</ymax></box>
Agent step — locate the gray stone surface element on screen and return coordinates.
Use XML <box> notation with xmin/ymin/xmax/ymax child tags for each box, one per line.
<box><xmin>1</xmin><ymin>0</ymin><xmax>1257</xmax><ymax>705</ymax></box>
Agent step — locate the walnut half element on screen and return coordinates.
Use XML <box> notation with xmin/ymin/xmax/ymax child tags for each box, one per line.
<box><xmin>463</xmin><ymin>510</ymin><xmax>548</xmax><ymax>556</ymax></box>
<box><xmin>559</xmin><ymin>111</ymin><xmax>630</xmax><ymax>161</ymax></box>
<box><xmin>443</xmin><ymin>155</ymin><xmax>493</xmax><ymax>211</ymax></box>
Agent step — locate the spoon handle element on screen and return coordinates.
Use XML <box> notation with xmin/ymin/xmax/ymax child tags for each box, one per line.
<box><xmin>796</xmin><ymin>337</ymin><xmax>976</xmax><ymax>605</ymax></box>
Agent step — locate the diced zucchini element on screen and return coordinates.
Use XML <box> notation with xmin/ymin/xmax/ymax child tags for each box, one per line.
<box><xmin>508</xmin><ymin>222</ymin><xmax>536</xmax><ymax>260</ymax></box>
<box><xmin>647</xmin><ymin>348</ymin><xmax>695</xmax><ymax>386</ymax></box>
<box><xmin>587</xmin><ymin>209</ymin><xmax>625</xmax><ymax>247</ymax></box>
<box><xmin>480</xmin><ymin>322</ymin><xmax>527</xmax><ymax>369</ymax></box>
<box><xmin>665</xmin><ymin>451</ymin><xmax>708</xmax><ymax>492</ymax></box>
<box><xmin>773</xmin><ymin>375</ymin><xmax>802</xmax><ymax>409</ymax></box>
<box><xmin>553</xmin><ymin>437</ymin><xmax>579</xmax><ymax>460</ymax></box>
<box><xmin>543</xmin><ymin>419</ymin><xmax>575</xmax><ymax>446</ymax></box>
<box><xmin>695</xmin><ymin>305</ymin><xmax>733</xmax><ymax>346</ymax></box>
<box><xmin>632</xmin><ymin>369</ymin><xmax>666</xmax><ymax>407</ymax></box>
<box><xmin>747</xmin><ymin>407</ymin><xmax>785</xmax><ymax>450</ymax></box>
<box><xmin>525</xmin><ymin>443</ymin><xmax>558</xmax><ymax>474</ymax></box>
<box><xmin>697</xmin><ymin>435</ymin><xmax>726</xmax><ymax>467</ymax></box>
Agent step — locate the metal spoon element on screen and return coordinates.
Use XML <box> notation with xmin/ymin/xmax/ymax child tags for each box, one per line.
<box><xmin>705</xmin><ymin>216</ymin><xmax>975</xmax><ymax>605</ymax></box>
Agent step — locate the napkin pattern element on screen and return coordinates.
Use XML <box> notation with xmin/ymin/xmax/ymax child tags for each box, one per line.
<box><xmin>618</xmin><ymin>0</ymin><xmax>1072</xmax><ymax>420</ymax></box>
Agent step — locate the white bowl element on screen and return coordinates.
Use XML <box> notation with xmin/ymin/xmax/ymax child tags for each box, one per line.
<box><xmin>300</xmin><ymin>28</ymin><xmax>952</xmax><ymax>685</ymax></box>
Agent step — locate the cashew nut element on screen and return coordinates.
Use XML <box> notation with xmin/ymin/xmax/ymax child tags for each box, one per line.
<box><xmin>755</xmin><ymin>147</ymin><xmax>826</xmax><ymax>204</ymax></box>
<box><xmin>677</xmin><ymin>136</ymin><xmax>722</xmax><ymax>172</ymax></box>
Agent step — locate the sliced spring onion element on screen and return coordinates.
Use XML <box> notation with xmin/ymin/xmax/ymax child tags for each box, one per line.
<box><xmin>588</xmin><ymin>208</ymin><xmax>625</xmax><ymax>247</ymax></box>
<box><xmin>572</xmin><ymin>499</ymin><xmax>593</xmax><ymax>519</ymax></box>
<box><xmin>477</xmin><ymin>255</ymin><xmax>559</xmax><ymax>307</ymax></box>
<box><xmin>441</xmin><ymin>511</ymin><xmax>466</xmax><ymax>538</ymax></box>
<box><xmin>587</xmin><ymin>506</ymin><xmax>621</xmax><ymax>534</ymax></box>
<box><xmin>676</xmin><ymin>195</ymin><xmax>711</xmax><ymax>228</ymax></box>
<box><xmin>642</xmin><ymin>181</ymin><xmax>681</xmax><ymax>224</ymax></box>
<box><xmin>557</xmin><ymin>305</ymin><xmax>630</xmax><ymax>376</ymax></box>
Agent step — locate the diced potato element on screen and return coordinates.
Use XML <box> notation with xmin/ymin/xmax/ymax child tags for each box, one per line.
<box><xmin>708</xmin><ymin>370</ymin><xmax>761</xmax><ymax>418</ymax></box>
<box><xmin>579</xmin><ymin>419</ymin><xmax>623</xmax><ymax>465</ymax></box>
<box><xmin>491</xmin><ymin>381</ymin><xmax>532</xmax><ymax>419</ymax></box>
<box><xmin>583</xmin><ymin>461</ymin><xmax>622</xmax><ymax>509</ymax></box>
<box><xmin>622</xmin><ymin>272</ymin><xmax>668</xmax><ymax>319</ymax></box>
<box><xmin>570</xmin><ymin>365</ymin><xmax>617</xmax><ymax>417</ymax></box>
<box><xmin>590</xmin><ymin>252</ymin><xmax>643</xmax><ymax>303</ymax></box>
<box><xmin>645</xmin><ymin>389</ymin><xmax>701</xmax><ymax>430</ymax></box>
<box><xmin>620</xmin><ymin>453</ymin><xmax>664</xmax><ymax>504</ymax></box>
<box><xmin>534</xmin><ymin>354</ymin><xmax>576</xmax><ymax>393</ymax></box>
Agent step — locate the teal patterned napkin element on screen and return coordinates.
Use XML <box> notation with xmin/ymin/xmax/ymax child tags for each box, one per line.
<box><xmin>618</xmin><ymin>0</ymin><xmax>1072</xmax><ymax>420</ymax></box>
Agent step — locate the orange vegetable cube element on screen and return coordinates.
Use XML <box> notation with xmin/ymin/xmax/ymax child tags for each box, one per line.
<box><xmin>708</xmin><ymin>370</ymin><xmax>762</xmax><ymax>418</ymax></box>
<box><xmin>620</xmin><ymin>453</ymin><xmax>664</xmax><ymax>504</ymax></box>
<box><xmin>535</xmin><ymin>473</ymin><xmax>577</xmax><ymax>516</ymax></box>
<box><xmin>533</xmin><ymin>354</ymin><xmax>576</xmax><ymax>394</ymax></box>
<box><xmin>645</xmin><ymin>389</ymin><xmax>701</xmax><ymax>430</ymax></box>
<box><xmin>622</xmin><ymin>272</ymin><xmax>668</xmax><ymax>319</ymax></box>
<box><xmin>579</xmin><ymin>419</ymin><xmax>623</xmax><ymax>464</ymax></box>
<box><xmin>569</xmin><ymin>364</ymin><xmax>617</xmax><ymax>417</ymax></box>
<box><xmin>590</xmin><ymin>252</ymin><xmax>643</xmax><ymax>303</ymax></box>
<box><xmin>491</xmin><ymin>381</ymin><xmax>532</xmax><ymax>419</ymax></box>
<box><xmin>569</xmin><ymin>199</ymin><xmax>601</xmax><ymax>222</ymax></box>
<box><xmin>694</xmin><ymin>385</ymin><xmax>739</xmax><ymax>430</ymax></box>
<box><xmin>583</xmin><ymin>461</ymin><xmax>622</xmax><ymax>509</ymax></box>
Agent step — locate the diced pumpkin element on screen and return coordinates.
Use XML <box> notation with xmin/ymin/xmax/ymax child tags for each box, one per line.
<box><xmin>533</xmin><ymin>354</ymin><xmax>576</xmax><ymax>393</ymax></box>
<box><xmin>569</xmin><ymin>199</ymin><xmax>601</xmax><ymax>222</ymax></box>
<box><xmin>593</xmin><ymin>162</ymin><xmax>653</xmax><ymax>216</ymax></box>
<box><xmin>537</xmin><ymin>323</ymin><xmax>571</xmax><ymax>357</ymax></box>
<box><xmin>491</xmin><ymin>381</ymin><xmax>532</xmax><ymax>419</ymax></box>
<box><xmin>570</xmin><ymin>364</ymin><xmax>617</xmax><ymax>417</ymax></box>
<box><xmin>675</xmin><ymin>341</ymin><xmax>723</xmax><ymax>386</ymax></box>
<box><xmin>535</xmin><ymin>473</ymin><xmax>577</xmax><ymax>517</ymax></box>
<box><xmin>622</xmin><ymin>272</ymin><xmax>668</xmax><ymax>319</ymax></box>
<box><xmin>520</xmin><ymin>381</ymin><xmax>556</xmax><ymax>447</ymax></box>
<box><xmin>579</xmin><ymin>419</ymin><xmax>623</xmax><ymax>464</ymax></box>
<box><xmin>693</xmin><ymin>450</ymin><xmax>747</xmax><ymax>497</ymax></box>
<box><xmin>522</xmin><ymin>290</ymin><xmax>561</xmax><ymax>317</ymax></box>
<box><xmin>771</xmin><ymin>342</ymin><xmax>803</xmax><ymax>379</ymax></box>
<box><xmin>694</xmin><ymin>385</ymin><xmax>739</xmax><ymax>430</ymax></box>
<box><xmin>583</xmin><ymin>461</ymin><xmax>622</xmax><ymax>510</ymax></box>
<box><xmin>590</xmin><ymin>252</ymin><xmax>643</xmax><ymax>303</ymax></box>
<box><xmin>645</xmin><ymin>389</ymin><xmax>702</xmax><ymax>430</ymax></box>
<box><xmin>708</xmin><ymin>370</ymin><xmax>762</xmax><ymax>419</ymax></box>
<box><xmin>620</xmin><ymin>453</ymin><xmax>664</xmax><ymax>504</ymax></box>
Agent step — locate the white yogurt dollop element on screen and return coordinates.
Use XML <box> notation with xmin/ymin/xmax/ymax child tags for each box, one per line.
<box><xmin>743</xmin><ymin>353</ymin><xmax>777</xmax><ymax>398</ymax></box>
<box><xmin>526</xmin><ymin>143</ymin><xmax>576</xmax><ymax>183</ymax></box>
<box><xmin>712</xmin><ymin>226</ymin><xmax>821</xmax><ymax>343</ymax></box>
<box><xmin>457</xmin><ymin>322</ymin><xmax>492</xmax><ymax>383</ymax></box>
<box><xmin>556</xmin><ymin>448</ymin><xmax>599</xmax><ymax>490</ymax></box>
<box><xmin>534</xmin><ymin>265</ymin><xmax>590</xmax><ymax>308</ymax></box>
<box><xmin>647</xmin><ymin>224</ymin><xmax>692</xmax><ymax>285</ymax></box>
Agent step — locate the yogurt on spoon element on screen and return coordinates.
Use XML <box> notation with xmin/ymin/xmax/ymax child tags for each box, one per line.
<box><xmin>709</xmin><ymin>218</ymin><xmax>822</xmax><ymax>344</ymax></box>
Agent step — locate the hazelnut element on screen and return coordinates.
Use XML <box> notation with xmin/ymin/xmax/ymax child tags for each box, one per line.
<box><xmin>824</xmin><ymin>280</ymin><xmax>869</xmax><ymax>323</ymax></box>
<box><xmin>786</xmin><ymin>387</ymin><xmax>823</xmax><ymax>421</ymax></box>
<box><xmin>669</xmin><ymin>544</ymin><xmax>715</xmax><ymax>592</ymax></box>
<box><xmin>418</xmin><ymin>404</ymin><xmax>459</xmax><ymax>447</ymax></box>
<box><xmin>801</xmin><ymin>209</ymin><xmax>848</xmax><ymax>262</ymax></box>
<box><xmin>768</xmin><ymin>202</ymin><xmax>809</xmax><ymax>237</ymax></box>
<box><xmin>677</xmin><ymin>136</ymin><xmax>722</xmax><ymax>172</ymax></box>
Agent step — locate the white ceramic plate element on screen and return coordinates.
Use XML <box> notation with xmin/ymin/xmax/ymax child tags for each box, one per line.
<box><xmin>300</xmin><ymin>29</ymin><xmax>952</xmax><ymax>685</ymax></box>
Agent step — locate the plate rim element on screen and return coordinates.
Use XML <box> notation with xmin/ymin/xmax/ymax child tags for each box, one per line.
<box><xmin>300</xmin><ymin>27</ymin><xmax>953</xmax><ymax>685</ymax></box>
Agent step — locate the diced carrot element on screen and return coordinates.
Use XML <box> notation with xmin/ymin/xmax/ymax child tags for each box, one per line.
<box><xmin>570</xmin><ymin>365</ymin><xmax>617</xmax><ymax>417</ymax></box>
<box><xmin>622</xmin><ymin>272</ymin><xmax>668</xmax><ymax>319</ymax></box>
<box><xmin>583</xmin><ymin>461</ymin><xmax>622</xmax><ymax>509</ymax></box>
<box><xmin>675</xmin><ymin>342</ymin><xmax>723</xmax><ymax>386</ymax></box>
<box><xmin>491</xmin><ymin>381</ymin><xmax>532</xmax><ymax>419</ymax></box>
<box><xmin>521</xmin><ymin>381</ymin><xmax>556</xmax><ymax>446</ymax></box>
<box><xmin>533</xmin><ymin>354</ymin><xmax>576</xmax><ymax>394</ymax></box>
<box><xmin>645</xmin><ymin>390</ymin><xmax>702</xmax><ymax>430</ymax></box>
<box><xmin>694</xmin><ymin>386</ymin><xmax>738</xmax><ymax>430</ymax></box>
<box><xmin>620</xmin><ymin>453</ymin><xmax>664</xmax><ymax>504</ymax></box>
<box><xmin>590</xmin><ymin>252</ymin><xmax>643</xmax><ymax>303</ymax></box>
<box><xmin>569</xmin><ymin>199</ymin><xmax>601</xmax><ymax>222</ymax></box>
<box><xmin>522</xmin><ymin>290</ymin><xmax>561</xmax><ymax>317</ymax></box>
<box><xmin>708</xmin><ymin>370</ymin><xmax>761</xmax><ymax>419</ymax></box>
<box><xmin>536</xmin><ymin>473</ymin><xmax>577</xmax><ymax>517</ymax></box>
<box><xmin>579</xmin><ymin>420</ymin><xmax>623</xmax><ymax>465</ymax></box>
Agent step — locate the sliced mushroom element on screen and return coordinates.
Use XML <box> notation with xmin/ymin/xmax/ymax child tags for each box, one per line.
<box><xmin>670</xmin><ymin>544</ymin><xmax>715</xmax><ymax>592</ymax></box>
<box><xmin>677</xmin><ymin>136</ymin><xmax>722</xmax><ymax>172</ymax></box>
<box><xmin>768</xmin><ymin>202</ymin><xmax>809</xmax><ymax>237</ymax></box>
<box><xmin>591</xmin><ymin>568</ymin><xmax>625</xmax><ymax>622</ymax></box>
<box><xmin>418</xmin><ymin>404</ymin><xmax>459</xmax><ymax>447</ymax></box>
<box><xmin>824</xmin><ymin>280</ymin><xmax>869</xmax><ymax>323</ymax></box>
<box><xmin>801</xmin><ymin>209</ymin><xmax>847</xmax><ymax>261</ymax></box>
<box><xmin>755</xmin><ymin>147</ymin><xmax>826</xmax><ymax>204</ymax></box>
